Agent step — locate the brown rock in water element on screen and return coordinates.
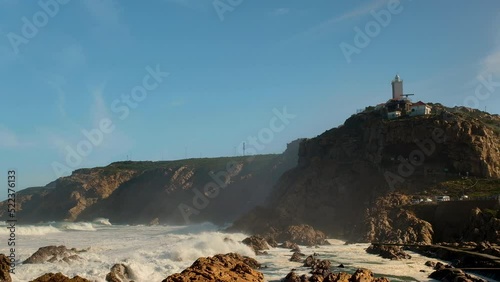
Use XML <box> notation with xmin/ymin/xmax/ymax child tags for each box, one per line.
<box><xmin>266</xmin><ymin>237</ymin><xmax>279</xmax><ymax>248</ymax></box>
<box><xmin>280</xmin><ymin>241</ymin><xmax>300</xmax><ymax>250</ymax></box>
<box><xmin>0</xmin><ymin>254</ymin><xmax>12</xmax><ymax>282</ymax></box>
<box><xmin>105</xmin><ymin>264</ymin><xmax>135</xmax><ymax>282</ymax></box>
<box><xmin>429</xmin><ymin>268</ymin><xmax>487</xmax><ymax>282</ymax></box>
<box><xmin>24</xmin><ymin>246</ymin><xmax>82</xmax><ymax>264</ymax></box>
<box><xmin>324</xmin><ymin>272</ymin><xmax>352</xmax><ymax>282</ymax></box>
<box><xmin>276</xmin><ymin>225</ymin><xmax>329</xmax><ymax>246</ymax></box>
<box><xmin>29</xmin><ymin>272</ymin><xmax>91</xmax><ymax>282</ymax></box>
<box><xmin>366</xmin><ymin>244</ymin><xmax>411</xmax><ymax>260</ymax></box>
<box><xmin>287</xmin><ymin>268</ymin><xmax>390</xmax><ymax>282</ymax></box>
<box><xmin>242</xmin><ymin>236</ymin><xmax>270</xmax><ymax>254</ymax></box>
<box><xmin>162</xmin><ymin>253</ymin><xmax>263</xmax><ymax>282</ymax></box>
<box><xmin>424</xmin><ymin>261</ymin><xmax>436</xmax><ymax>268</ymax></box>
<box><xmin>290</xmin><ymin>252</ymin><xmax>306</xmax><ymax>262</ymax></box>
<box><xmin>283</xmin><ymin>272</ymin><xmax>302</xmax><ymax>282</ymax></box>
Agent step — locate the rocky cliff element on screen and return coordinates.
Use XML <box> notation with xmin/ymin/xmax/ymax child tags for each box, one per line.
<box><xmin>232</xmin><ymin>106</ymin><xmax>500</xmax><ymax>243</ymax></box>
<box><xmin>0</xmin><ymin>140</ymin><xmax>301</xmax><ymax>224</ymax></box>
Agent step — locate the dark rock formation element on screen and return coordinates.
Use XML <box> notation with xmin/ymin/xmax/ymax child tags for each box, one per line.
<box><xmin>29</xmin><ymin>272</ymin><xmax>91</xmax><ymax>282</ymax></box>
<box><xmin>232</xmin><ymin>108</ymin><xmax>500</xmax><ymax>243</ymax></box>
<box><xmin>0</xmin><ymin>254</ymin><xmax>12</xmax><ymax>282</ymax></box>
<box><xmin>283</xmin><ymin>272</ymin><xmax>305</xmax><ymax>282</ymax></box>
<box><xmin>242</xmin><ymin>236</ymin><xmax>270</xmax><ymax>254</ymax></box>
<box><xmin>365</xmin><ymin>194</ymin><xmax>434</xmax><ymax>244</ymax></box>
<box><xmin>429</xmin><ymin>268</ymin><xmax>487</xmax><ymax>282</ymax></box>
<box><xmin>162</xmin><ymin>253</ymin><xmax>263</xmax><ymax>282</ymax></box>
<box><xmin>462</xmin><ymin>208</ymin><xmax>500</xmax><ymax>244</ymax></box>
<box><xmin>366</xmin><ymin>244</ymin><xmax>411</xmax><ymax>260</ymax></box>
<box><xmin>279</xmin><ymin>241</ymin><xmax>300</xmax><ymax>250</ymax></box>
<box><xmin>283</xmin><ymin>268</ymin><xmax>390</xmax><ymax>282</ymax></box>
<box><xmin>290</xmin><ymin>252</ymin><xmax>305</xmax><ymax>262</ymax></box>
<box><xmin>105</xmin><ymin>264</ymin><xmax>135</xmax><ymax>282</ymax></box>
<box><xmin>273</xmin><ymin>225</ymin><xmax>329</xmax><ymax>246</ymax></box>
<box><xmin>23</xmin><ymin>246</ymin><xmax>83</xmax><ymax>264</ymax></box>
<box><xmin>424</xmin><ymin>261</ymin><xmax>436</xmax><ymax>268</ymax></box>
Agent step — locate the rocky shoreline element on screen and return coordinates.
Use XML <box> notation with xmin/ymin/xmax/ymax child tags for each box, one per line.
<box><xmin>1</xmin><ymin>225</ymin><xmax>499</xmax><ymax>282</ymax></box>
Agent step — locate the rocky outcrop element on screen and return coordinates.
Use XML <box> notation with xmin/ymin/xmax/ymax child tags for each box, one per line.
<box><xmin>0</xmin><ymin>254</ymin><xmax>12</xmax><ymax>282</ymax></box>
<box><xmin>284</xmin><ymin>268</ymin><xmax>390</xmax><ymax>282</ymax></box>
<box><xmin>242</xmin><ymin>236</ymin><xmax>270</xmax><ymax>254</ymax></box>
<box><xmin>105</xmin><ymin>264</ymin><xmax>135</xmax><ymax>282</ymax></box>
<box><xmin>429</xmin><ymin>268</ymin><xmax>487</xmax><ymax>282</ymax></box>
<box><xmin>234</xmin><ymin>225</ymin><xmax>329</xmax><ymax>247</ymax></box>
<box><xmin>162</xmin><ymin>253</ymin><xmax>263</xmax><ymax>282</ymax></box>
<box><xmin>275</xmin><ymin>225</ymin><xmax>329</xmax><ymax>246</ymax></box>
<box><xmin>30</xmin><ymin>272</ymin><xmax>91</xmax><ymax>282</ymax></box>
<box><xmin>462</xmin><ymin>208</ymin><xmax>500</xmax><ymax>244</ymax></box>
<box><xmin>24</xmin><ymin>246</ymin><xmax>83</xmax><ymax>264</ymax></box>
<box><xmin>366</xmin><ymin>244</ymin><xmax>411</xmax><ymax>260</ymax></box>
<box><xmin>290</xmin><ymin>252</ymin><xmax>306</xmax><ymax>262</ymax></box>
<box><xmin>364</xmin><ymin>194</ymin><xmax>434</xmax><ymax>244</ymax></box>
<box><xmin>232</xmin><ymin>107</ymin><xmax>500</xmax><ymax>242</ymax></box>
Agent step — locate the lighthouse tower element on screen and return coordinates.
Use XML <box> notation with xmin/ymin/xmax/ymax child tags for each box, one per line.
<box><xmin>392</xmin><ymin>74</ymin><xmax>403</xmax><ymax>100</ymax></box>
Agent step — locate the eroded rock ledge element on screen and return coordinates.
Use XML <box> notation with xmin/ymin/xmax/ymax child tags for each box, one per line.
<box><xmin>162</xmin><ymin>253</ymin><xmax>263</xmax><ymax>282</ymax></box>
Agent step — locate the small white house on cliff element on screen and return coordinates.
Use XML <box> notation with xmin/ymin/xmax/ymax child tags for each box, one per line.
<box><xmin>409</xmin><ymin>101</ymin><xmax>432</xmax><ymax>117</ymax></box>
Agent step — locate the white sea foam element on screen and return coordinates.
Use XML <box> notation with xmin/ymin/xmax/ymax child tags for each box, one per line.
<box><xmin>92</xmin><ymin>218</ymin><xmax>112</xmax><ymax>226</ymax></box>
<box><xmin>8</xmin><ymin>223</ymin><xmax>497</xmax><ymax>282</ymax></box>
<box><xmin>0</xmin><ymin>225</ymin><xmax>61</xmax><ymax>236</ymax></box>
<box><xmin>59</xmin><ymin>222</ymin><xmax>96</xmax><ymax>231</ymax></box>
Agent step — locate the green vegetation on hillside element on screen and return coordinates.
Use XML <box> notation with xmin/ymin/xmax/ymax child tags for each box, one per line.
<box><xmin>427</xmin><ymin>178</ymin><xmax>500</xmax><ymax>199</ymax></box>
<box><xmin>75</xmin><ymin>154</ymin><xmax>281</xmax><ymax>177</ymax></box>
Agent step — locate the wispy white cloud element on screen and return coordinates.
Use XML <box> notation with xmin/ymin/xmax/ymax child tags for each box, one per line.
<box><xmin>46</xmin><ymin>74</ymin><xmax>68</xmax><ymax>118</ymax></box>
<box><xmin>331</xmin><ymin>0</ymin><xmax>388</xmax><ymax>24</ymax></box>
<box><xmin>89</xmin><ymin>84</ymin><xmax>110</xmax><ymax>126</ymax></box>
<box><xmin>82</xmin><ymin>0</ymin><xmax>130</xmax><ymax>38</ymax></box>
<box><xmin>163</xmin><ymin>0</ymin><xmax>211</xmax><ymax>10</ymax></box>
<box><xmin>273</xmin><ymin>8</ymin><xmax>290</xmax><ymax>16</ymax></box>
<box><xmin>0</xmin><ymin>125</ymin><xmax>32</xmax><ymax>148</ymax></box>
<box><xmin>57</xmin><ymin>44</ymin><xmax>86</xmax><ymax>69</ymax></box>
<box><xmin>479</xmin><ymin>49</ymin><xmax>500</xmax><ymax>77</ymax></box>
<box><xmin>284</xmin><ymin>0</ymin><xmax>389</xmax><ymax>44</ymax></box>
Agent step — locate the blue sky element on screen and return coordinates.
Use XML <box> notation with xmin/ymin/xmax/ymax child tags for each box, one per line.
<box><xmin>1</xmin><ymin>0</ymin><xmax>500</xmax><ymax>190</ymax></box>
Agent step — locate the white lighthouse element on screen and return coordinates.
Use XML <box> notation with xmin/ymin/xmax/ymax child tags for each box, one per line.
<box><xmin>391</xmin><ymin>74</ymin><xmax>403</xmax><ymax>101</ymax></box>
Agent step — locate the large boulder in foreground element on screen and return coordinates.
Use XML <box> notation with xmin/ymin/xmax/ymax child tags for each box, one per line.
<box><xmin>24</xmin><ymin>246</ymin><xmax>83</xmax><ymax>264</ymax></box>
<box><xmin>0</xmin><ymin>254</ymin><xmax>12</xmax><ymax>282</ymax></box>
<box><xmin>162</xmin><ymin>253</ymin><xmax>263</xmax><ymax>282</ymax></box>
<box><xmin>284</xmin><ymin>268</ymin><xmax>390</xmax><ymax>282</ymax></box>
<box><xmin>30</xmin><ymin>272</ymin><xmax>91</xmax><ymax>282</ymax></box>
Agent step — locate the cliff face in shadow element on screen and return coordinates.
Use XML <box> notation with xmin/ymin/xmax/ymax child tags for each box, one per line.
<box><xmin>231</xmin><ymin>106</ymin><xmax>500</xmax><ymax>243</ymax></box>
<box><xmin>0</xmin><ymin>140</ymin><xmax>301</xmax><ymax>224</ymax></box>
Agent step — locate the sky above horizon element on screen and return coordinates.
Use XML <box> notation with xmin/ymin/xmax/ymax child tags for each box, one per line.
<box><xmin>1</xmin><ymin>0</ymin><xmax>500</xmax><ymax>190</ymax></box>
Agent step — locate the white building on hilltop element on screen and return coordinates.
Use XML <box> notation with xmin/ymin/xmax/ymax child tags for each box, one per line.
<box><xmin>409</xmin><ymin>101</ymin><xmax>432</xmax><ymax>116</ymax></box>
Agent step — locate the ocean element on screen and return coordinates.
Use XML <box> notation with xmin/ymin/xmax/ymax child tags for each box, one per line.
<box><xmin>0</xmin><ymin>220</ymin><xmax>483</xmax><ymax>281</ymax></box>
